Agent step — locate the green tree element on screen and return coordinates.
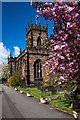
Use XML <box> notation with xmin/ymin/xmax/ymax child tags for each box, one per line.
<box><xmin>12</xmin><ymin>71</ymin><xmax>24</xmax><ymax>87</ymax></box>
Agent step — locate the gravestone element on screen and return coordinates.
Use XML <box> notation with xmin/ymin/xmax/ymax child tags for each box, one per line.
<box><xmin>40</xmin><ymin>86</ymin><xmax>45</xmax><ymax>92</ymax></box>
<box><xmin>64</xmin><ymin>91</ymin><xmax>72</xmax><ymax>100</ymax></box>
<box><xmin>48</xmin><ymin>86</ymin><xmax>56</xmax><ymax>95</ymax></box>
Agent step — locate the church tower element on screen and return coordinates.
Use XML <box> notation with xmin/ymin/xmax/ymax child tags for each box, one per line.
<box><xmin>8</xmin><ymin>18</ymin><xmax>50</xmax><ymax>87</ymax></box>
<box><xmin>26</xmin><ymin>18</ymin><xmax>48</xmax><ymax>49</ymax></box>
<box><xmin>25</xmin><ymin>18</ymin><xmax>50</xmax><ymax>86</ymax></box>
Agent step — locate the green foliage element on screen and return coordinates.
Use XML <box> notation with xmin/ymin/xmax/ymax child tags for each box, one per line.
<box><xmin>25</xmin><ymin>88</ymin><xmax>41</xmax><ymax>99</ymax></box>
<box><xmin>17</xmin><ymin>88</ymin><xmax>24</xmax><ymax>91</ymax></box>
<box><xmin>12</xmin><ymin>71</ymin><xmax>24</xmax><ymax>87</ymax></box>
<box><xmin>8</xmin><ymin>71</ymin><xmax>24</xmax><ymax>87</ymax></box>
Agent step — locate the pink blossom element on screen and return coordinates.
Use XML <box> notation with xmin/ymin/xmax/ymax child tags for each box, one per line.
<box><xmin>54</xmin><ymin>79</ymin><xmax>57</xmax><ymax>82</ymax></box>
<box><xmin>55</xmin><ymin>2</ymin><xmax>58</xmax><ymax>7</ymax></box>
<box><xmin>58</xmin><ymin>82</ymin><xmax>61</xmax><ymax>85</ymax></box>
<box><xmin>62</xmin><ymin>81</ymin><xmax>65</xmax><ymax>83</ymax></box>
<box><xmin>51</xmin><ymin>8</ymin><xmax>55</xmax><ymax>11</ymax></box>
<box><xmin>52</xmin><ymin>66</ymin><xmax>55</xmax><ymax>70</ymax></box>
<box><xmin>59</xmin><ymin>1</ymin><xmax>63</xmax><ymax>6</ymax></box>
<box><xmin>45</xmin><ymin>3</ymin><xmax>48</xmax><ymax>5</ymax></box>
<box><xmin>64</xmin><ymin>34</ymin><xmax>68</xmax><ymax>39</ymax></box>
<box><xmin>60</xmin><ymin>56</ymin><xmax>65</xmax><ymax>59</ymax></box>
<box><xmin>60</xmin><ymin>76</ymin><xmax>65</xmax><ymax>80</ymax></box>
<box><xmin>55</xmin><ymin>62</ymin><xmax>58</xmax><ymax>66</ymax></box>
<box><xmin>52</xmin><ymin>12</ymin><xmax>55</xmax><ymax>16</ymax></box>
<box><xmin>49</xmin><ymin>70</ymin><xmax>53</xmax><ymax>74</ymax></box>
<box><xmin>61</xmin><ymin>67</ymin><xmax>65</xmax><ymax>70</ymax></box>
<box><xmin>43</xmin><ymin>64</ymin><xmax>46</xmax><ymax>67</ymax></box>
<box><xmin>67</xmin><ymin>22</ymin><xmax>70</xmax><ymax>28</ymax></box>
<box><xmin>75</xmin><ymin>13</ymin><xmax>79</xmax><ymax>18</ymax></box>
<box><xmin>49</xmin><ymin>3</ymin><xmax>52</xmax><ymax>6</ymax></box>
<box><xmin>59</xmin><ymin>6</ymin><xmax>63</xmax><ymax>10</ymax></box>
<box><xmin>69</xmin><ymin>30</ymin><xmax>72</xmax><ymax>35</ymax></box>
<box><xmin>54</xmin><ymin>45</ymin><xmax>60</xmax><ymax>50</ymax></box>
<box><xmin>69</xmin><ymin>62</ymin><xmax>73</xmax><ymax>67</ymax></box>
<box><xmin>52</xmin><ymin>72</ymin><xmax>55</xmax><ymax>75</ymax></box>
<box><xmin>59</xmin><ymin>30</ymin><xmax>64</xmax><ymax>35</ymax></box>
<box><xmin>49</xmin><ymin>55</ymin><xmax>53</xmax><ymax>58</ymax></box>
<box><xmin>48</xmin><ymin>61</ymin><xmax>52</xmax><ymax>65</ymax></box>
<box><xmin>73</xmin><ymin>1</ymin><xmax>78</xmax><ymax>5</ymax></box>
<box><xmin>61</xmin><ymin>43</ymin><xmax>67</xmax><ymax>48</ymax></box>
<box><xmin>74</xmin><ymin>81</ymin><xmax>76</xmax><ymax>83</ymax></box>
<box><xmin>46</xmin><ymin>73</ymin><xmax>49</xmax><ymax>76</ymax></box>
<box><xmin>32</xmin><ymin>1</ymin><xmax>80</xmax><ymax>88</ymax></box>
<box><xmin>37</xmin><ymin>10</ymin><xmax>40</xmax><ymax>14</ymax></box>
<box><xmin>43</xmin><ymin>10</ymin><xmax>47</xmax><ymax>14</ymax></box>
<box><xmin>62</xmin><ymin>38</ymin><xmax>65</xmax><ymax>41</ymax></box>
<box><xmin>68</xmin><ymin>6</ymin><xmax>74</xmax><ymax>12</ymax></box>
<box><xmin>45</xmin><ymin>62</ymin><xmax>49</xmax><ymax>65</ymax></box>
<box><xmin>52</xmin><ymin>57</ymin><xmax>55</xmax><ymax>61</ymax></box>
<box><xmin>50</xmin><ymin>39</ymin><xmax>54</xmax><ymax>43</ymax></box>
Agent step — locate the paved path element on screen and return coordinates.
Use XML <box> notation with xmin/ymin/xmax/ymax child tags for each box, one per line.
<box><xmin>1</xmin><ymin>84</ymin><xmax>75</xmax><ymax>119</ymax></box>
<box><xmin>0</xmin><ymin>84</ymin><xmax>2</xmax><ymax>120</ymax></box>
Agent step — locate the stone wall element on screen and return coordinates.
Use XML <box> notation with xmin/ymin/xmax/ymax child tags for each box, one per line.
<box><xmin>29</xmin><ymin>53</ymin><xmax>48</xmax><ymax>83</ymax></box>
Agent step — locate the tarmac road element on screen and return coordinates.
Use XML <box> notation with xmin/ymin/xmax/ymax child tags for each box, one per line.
<box><xmin>0</xmin><ymin>83</ymin><xmax>2</xmax><ymax>120</ymax></box>
<box><xmin>1</xmin><ymin>84</ymin><xmax>75</xmax><ymax>120</ymax></box>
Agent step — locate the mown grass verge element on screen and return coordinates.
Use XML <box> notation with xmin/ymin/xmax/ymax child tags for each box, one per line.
<box><xmin>19</xmin><ymin>87</ymin><xmax>73</xmax><ymax>113</ymax></box>
<box><xmin>17</xmin><ymin>88</ymin><xmax>24</xmax><ymax>91</ymax></box>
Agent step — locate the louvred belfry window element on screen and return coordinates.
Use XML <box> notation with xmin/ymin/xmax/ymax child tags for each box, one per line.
<box><xmin>37</xmin><ymin>37</ymin><xmax>41</xmax><ymax>46</ymax></box>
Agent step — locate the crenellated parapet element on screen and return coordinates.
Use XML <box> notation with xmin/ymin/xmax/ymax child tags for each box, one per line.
<box><xmin>8</xmin><ymin>52</ymin><xmax>16</xmax><ymax>62</ymax></box>
<box><xmin>26</xmin><ymin>18</ymin><xmax>48</xmax><ymax>49</ymax></box>
<box><xmin>26</xmin><ymin>21</ymin><xmax>48</xmax><ymax>35</ymax></box>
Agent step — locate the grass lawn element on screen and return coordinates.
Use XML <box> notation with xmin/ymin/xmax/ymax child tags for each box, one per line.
<box><xmin>22</xmin><ymin>87</ymin><xmax>73</xmax><ymax>113</ymax></box>
<box><xmin>17</xmin><ymin>88</ymin><xmax>24</xmax><ymax>91</ymax></box>
<box><xmin>50</xmin><ymin>96</ymin><xmax>73</xmax><ymax>113</ymax></box>
<box><xmin>27</xmin><ymin>88</ymin><xmax>52</xmax><ymax>99</ymax></box>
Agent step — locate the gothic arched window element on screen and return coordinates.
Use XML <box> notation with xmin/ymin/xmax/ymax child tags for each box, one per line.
<box><xmin>17</xmin><ymin>62</ymin><xmax>18</xmax><ymax>70</ymax></box>
<box><xmin>34</xmin><ymin>59</ymin><xmax>42</xmax><ymax>80</ymax></box>
<box><xmin>14</xmin><ymin>61</ymin><xmax>16</xmax><ymax>72</ymax></box>
<box><xmin>10</xmin><ymin>64</ymin><xmax>12</xmax><ymax>76</ymax></box>
<box><xmin>20</xmin><ymin>59</ymin><xmax>22</xmax><ymax>69</ymax></box>
<box><xmin>37</xmin><ymin>37</ymin><xmax>41</xmax><ymax>46</ymax></box>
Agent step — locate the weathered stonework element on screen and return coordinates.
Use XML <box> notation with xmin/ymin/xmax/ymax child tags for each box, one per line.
<box><xmin>8</xmin><ymin>19</ymin><xmax>51</xmax><ymax>86</ymax></box>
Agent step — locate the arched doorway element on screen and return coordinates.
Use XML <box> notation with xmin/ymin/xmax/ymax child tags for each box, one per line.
<box><xmin>34</xmin><ymin>59</ymin><xmax>42</xmax><ymax>81</ymax></box>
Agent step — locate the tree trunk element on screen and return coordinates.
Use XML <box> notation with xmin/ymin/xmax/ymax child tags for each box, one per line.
<box><xmin>72</xmin><ymin>87</ymin><xmax>80</xmax><ymax>113</ymax></box>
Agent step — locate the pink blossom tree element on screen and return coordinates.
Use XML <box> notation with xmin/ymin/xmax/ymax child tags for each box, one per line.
<box><xmin>31</xmin><ymin>1</ymin><xmax>80</xmax><ymax>113</ymax></box>
<box><xmin>32</xmin><ymin>1</ymin><xmax>80</xmax><ymax>90</ymax></box>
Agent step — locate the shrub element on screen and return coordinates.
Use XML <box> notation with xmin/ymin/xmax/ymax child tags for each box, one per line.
<box><xmin>12</xmin><ymin>71</ymin><xmax>24</xmax><ymax>87</ymax></box>
<box><xmin>8</xmin><ymin>76</ymin><xmax>14</xmax><ymax>87</ymax></box>
<box><xmin>8</xmin><ymin>71</ymin><xmax>24</xmax><ymax>87</ymax></box>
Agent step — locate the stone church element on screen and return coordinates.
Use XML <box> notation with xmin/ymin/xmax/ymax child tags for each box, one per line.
<box><xmin>8</xmin><ymin>19</ymin><xmax>51</xmax><ymax>86</ymax></box>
